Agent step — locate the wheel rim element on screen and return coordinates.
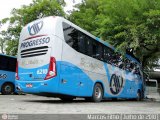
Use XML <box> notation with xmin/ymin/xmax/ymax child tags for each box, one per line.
<box><xmin>4</xmin><ymin>85</ymin><xmax>12</xmax><ymax>93</ymax></box>
<box><xmin>95</xmin><ymin>87</ymin><xmax>102</xmax><ymax>99</ymax></box>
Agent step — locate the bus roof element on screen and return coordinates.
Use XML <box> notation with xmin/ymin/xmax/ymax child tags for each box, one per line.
<box><xmin>0</xmin><ymin>54</ymin><xmax>16</xmax><ymax>59</ymax></box>
<box><xmin>22</xmin><ymin>16</ymin><xmax>140</xmax><ymax>64</ymax></box>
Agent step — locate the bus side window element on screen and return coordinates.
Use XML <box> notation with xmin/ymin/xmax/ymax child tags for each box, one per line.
<box><xmin>97</xmin><ymin>43</ymin><xmax>103</xmax><ymax>61</ymax></box>
<box><xmin>78</xmin><ymin>32</ymin><xmax>85</xmax><ymax>54</ymax></box>
<box><xmin>0</xmin><ymin>56</ymin><xmax>8</xmax><ymax>70</ymax></box>
<box><xmin>92</xmin><ymin>41</ymin><xmax>98</xmax><ymax>58</ymax></box>
<box><xmin>63</xmin><ymin>22</ymin><xmax>79</xmax><ymax>51</ymax></box>
<box><xmin>111</xmin><ymin>52</ymin><xmax>118</xmax><ymax>66</ymax></box>
<box><xmin>104</xmin><ymin>47</ymin><xmax>111</xmax><ymax>64</ymax></box>
<box><xmin>90</xmin><ymin>41</ymin><xmax>103</xmax><ymax>61</ymax></box>
<box><xmin>129</xmin><ymin>62</ymin><xmax>134</xmax><ymax>72</ymax></box>
<box><xmin>108</xmin><ymin>48</ymin><xmax>115</xmax><ymax>65</ymax></box>
<box><xmin>86</xmin><ymin>36</ymin><xmax>93</xmax><ymax>56</ymax></box>
<box><xmin>117</xmin><ymin>54</ymin><xmax>124</xmax><ymax>69</ymax></box>
<box><xmin>63</xmin><ymin>22</ymin><xmax>73</xmax><ymax>47</ymax></box>
<box><xmin>8</xmin><ymin>57</ymin><xmax>16</xmax><ymax>72</ymax></box>
<box><xmin>135</xmin><ymin>64</ymin><xmax>141</xmax><ymax>76</ymax></box>
<box><xmin>124</xmin><ymin>58</ymin><xmax>131</xmax><ymax>71</ymax></box>
<box><xmin>69</xmin><ymin>29</ymin><xmax>79</xmax><ymax>51</ymax></box>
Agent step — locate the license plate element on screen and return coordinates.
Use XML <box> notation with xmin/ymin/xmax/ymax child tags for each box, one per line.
<box><xmin>26</xmin><ymin>83</ymin><xmax>33</xmax><ymax>88</ymax></box>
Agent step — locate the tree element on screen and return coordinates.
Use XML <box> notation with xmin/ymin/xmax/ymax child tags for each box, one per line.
<box><xmin>69</xmin><ymin>0</ymin><xmax>160</xmax><ymax>69</ymax></box>
<box><xmin>0</xmin><ymin>37</ymin><xmax>5</xmax><ymax>54</ymax></box>
<box><xmin>0</xmin><ymin>30</ymin><xmax>10</xmax><ymax>54</ymax></box>
<box><xmin>0</xmin><ymin>0</ymin><xmax>65</xmax><ymax>56</ymax></box>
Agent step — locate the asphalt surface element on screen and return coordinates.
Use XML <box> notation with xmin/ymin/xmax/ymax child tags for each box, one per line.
<box><xmin>0</xmin><ymin>93</ymin><xmax>159</xmax><ymax>114</ymax></box>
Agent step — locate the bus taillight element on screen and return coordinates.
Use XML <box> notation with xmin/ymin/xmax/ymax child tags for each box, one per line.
<box><xmin>44</xmin><ymin>57</ymin><xmax>56</xmax><ymax>80</ymax></box>
<box><xmin>15</xmin><ymin>61</ymin><xmax>19</xmax><ymax>80</ymax></box>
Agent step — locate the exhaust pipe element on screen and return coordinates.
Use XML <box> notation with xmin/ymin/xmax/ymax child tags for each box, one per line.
<box><xmin>16</xmin><ymin>86</ymin><xmax>23</xmax><ymax>95</ymax></box>
<box><xmin>16</xmin><ymin>86</ymin><xmax>21</xmax><ymax>91</ymax></box>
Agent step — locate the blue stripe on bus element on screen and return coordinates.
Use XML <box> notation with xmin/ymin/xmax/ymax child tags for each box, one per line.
<box><xmin>17</xmin><ymin>61</ymin><xmax>94</xmax><ymax>96</ymax></box>
<box><xmin>16</xmin><ymin>61</ymin><xmax>142</xmax><ymax>98</ymax></box>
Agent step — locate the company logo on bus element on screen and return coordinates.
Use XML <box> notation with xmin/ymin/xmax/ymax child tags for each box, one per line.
<box><xmin>110</xmin><ymin>74</ymin><xmax>124</xmax><ymax>95</ymax></box>
<box><xmin>28</xmin><ymin>21</ymin><xmax>43</xmax><ymax>35</ymax></box>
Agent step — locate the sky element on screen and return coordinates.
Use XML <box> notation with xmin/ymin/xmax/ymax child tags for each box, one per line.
<box><xmin>0</xmin><ymin>0</ymin><xmax>81</xmax><ymax>30</ymax></box>
<box><xmin>0</xmin><ymin>0</ymin><xmax>32</xmax><ymax>20</ymax></box>
<box><xmin>0</xmin><ymin>0</ymin><xmax>81</xmax><ymax>20</ymax></box>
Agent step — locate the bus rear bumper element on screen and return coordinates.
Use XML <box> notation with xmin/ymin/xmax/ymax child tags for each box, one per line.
<box><xmin>15</xmin><ymin>79</ymin><xmax>59</xmax><ymax>94</ymax></box>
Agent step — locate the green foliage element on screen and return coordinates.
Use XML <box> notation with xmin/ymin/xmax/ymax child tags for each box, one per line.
<box><xmin>0</xmin><ymin>30</ymin><xmax>10</xmax><ymax>54</ymax></box>
<box><xmin>70</xmin><ymin>0</ymin><xmax>160</xmax><ymax>69</ymax></box>
<box><xmin>0</xmin><ymin>0</ymin><xmax>65</xmax><ymax>56</ymax></box>
<box><xmin>0</xmin><ymin>37</ymin><xmax>5</xmax><ymax>54</ymax></box>
<box><xmin>5</xmin><ymin>40</ymin><xmax>19</xmax><ymax>56</ymax></box>
<box><xmin>0</xmin><ymin>0</ymin><xmax>159</xmax><ymax>69</ymax></box>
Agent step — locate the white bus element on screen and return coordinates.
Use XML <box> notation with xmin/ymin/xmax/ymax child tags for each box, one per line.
<box><xmin>16</xmin><ymin>16</ymin><xmax>144</xmax><ymax>102</ymax></box>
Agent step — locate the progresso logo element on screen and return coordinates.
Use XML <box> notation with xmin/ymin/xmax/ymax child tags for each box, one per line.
<box><xmin>28</xmin><ymin>21</ymin><xmax>43</xmax><ymax>36</ymax></box>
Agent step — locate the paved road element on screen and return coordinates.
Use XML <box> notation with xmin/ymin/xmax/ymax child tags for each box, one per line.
<box><xmin>0</xmin><ymin>94</ymin><xmax>159</xmax><ymax>114</ymax></box>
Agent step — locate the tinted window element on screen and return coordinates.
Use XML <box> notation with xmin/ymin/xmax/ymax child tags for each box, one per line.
<box><xmin>63</xmin><ymin>22</ymin><xmax>78</xmax><ymax>51</ymax></box>
<box><xmin>78</xmin><ymin>32</ymin><xmax>86</xmax><ymax>54</ymax></box>
<box><xmin>63</xmin><ymin>22</ymin><xmax>73</xmax><ymax>46</ymax></box>
<box><xmin>0</xmin><ymin>56</ymin><xmax>8</xmax><ymax>70</ymax></box>
<box><xmin>91</xmin><ymin>42</ymin><xmax>103</xmax><ymax>61</ymax></box>
<box><xmin>85</xmin><ymin>36</ymin><xmax>93</xmax><ymax>56</ymax></box>
<box><xmin>103</xmin><ymin>47</ymin><xmax>114</xmax><ymax>64</ymax></box>
<box><xmin>0</xmin><ymin>55</ymin><xmax>16</xmax><ymax>72</ymax></box>
<box><xmin>97</xmin><ymin>43</ymin><xmax>103</xmax><ymax>60</ymax></box>
<box><xmin>62</xmin><ymin>22</ymin><xmax>141</xmax><ymax>74</ymax></box>
<box><xmin>8</xmin><ymin>57</ymin><xmax>16</xmax><ymax>72</ymax></box>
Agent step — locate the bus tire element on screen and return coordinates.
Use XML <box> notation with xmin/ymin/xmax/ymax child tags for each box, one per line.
<box><xmin>85</xmin><ymin>97</ymin><xmax>92</xmax><ymax>102</ymax></box>
<box><xmin>91</xmin><ymin>83</ymin><xmax>103</xmax><ymax>102</ymax></box>
<box><xmin>1</xmin><ymin>83</ymin><xmax>14</xmax><ymax>95</ymax></box>
<box><xmin>60</xmin><ymin>97</ymin><xmax>74</xmax><ymax>102</ymax></box>
<box><xmin>112</xmin><ymin>98</ymin><xmax>117</xmax><ymax>101</ymax></box>
<box><xmin>136</xmin><ymin>90</ymin><xmax>142</xmax><ymax>101</ymax></box>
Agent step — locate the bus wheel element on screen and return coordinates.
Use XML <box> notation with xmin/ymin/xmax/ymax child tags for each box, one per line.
<box><xmin>85</xmin><ymin>97</ymin><xmax>92</xmax><ymax>102</ymax></box>
<box><xmin>136</xmin><ymin>90</ymin><xmax>142</xmax><ymax>101</ymax></box>
<box><xmin>92</xmin><ymin>83</ymin><xmax>103</xmax><ymax>102</ymax></box>
<box><xmin>1</xmin><ymin>83</ymin><xmax>14</xmax><ymax>95</ymax></box>
<box><xmin>112</xmin><ymin>98</ymin><xmax>117</xmax><ymax>101</ymax></box>
<box><xmin>60</xmin><ymin>97</ymin><xmax>74</xmax><ymax>102</ymax></box>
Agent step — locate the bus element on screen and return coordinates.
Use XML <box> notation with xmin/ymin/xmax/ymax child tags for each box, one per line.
<box><xmin>16</xmin><ymin>16</ymin><xmax>145</xmax><ymax>102</ymax></box>
<box><xmin>0</xmin><ymin>54</ymin><xmax>16</xmax><ymax>95</ymax></box>
<box><xmin>146</xmin><ymin>79</ymin><xmax>158</xmax><ymax>94</ymax></box>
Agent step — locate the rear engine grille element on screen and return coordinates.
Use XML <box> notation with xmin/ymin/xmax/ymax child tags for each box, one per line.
<box><xmin>21</xmin><ymin>46</ymin><xmax>48</xmax><ymax>58</ymax></box>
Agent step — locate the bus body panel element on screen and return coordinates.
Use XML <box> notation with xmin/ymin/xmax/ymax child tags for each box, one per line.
<box><xmin>17</xmin><ymin>17</ymin><xmax>63</xmax><ymax>94</ymax></box>
<box><xmin>0</xmin><ymin>54</ymin><xmax>16</xmax><ymax>94</ymax></box>
<box><xmin>17</xmin><ymin>35</ymin><xmax>63</xmax><ymax>93</ymax></box>
<box><xmin>16</xmin><ymin>16</ymin><xmax>144</xmax><ymax>99</ymax></box>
